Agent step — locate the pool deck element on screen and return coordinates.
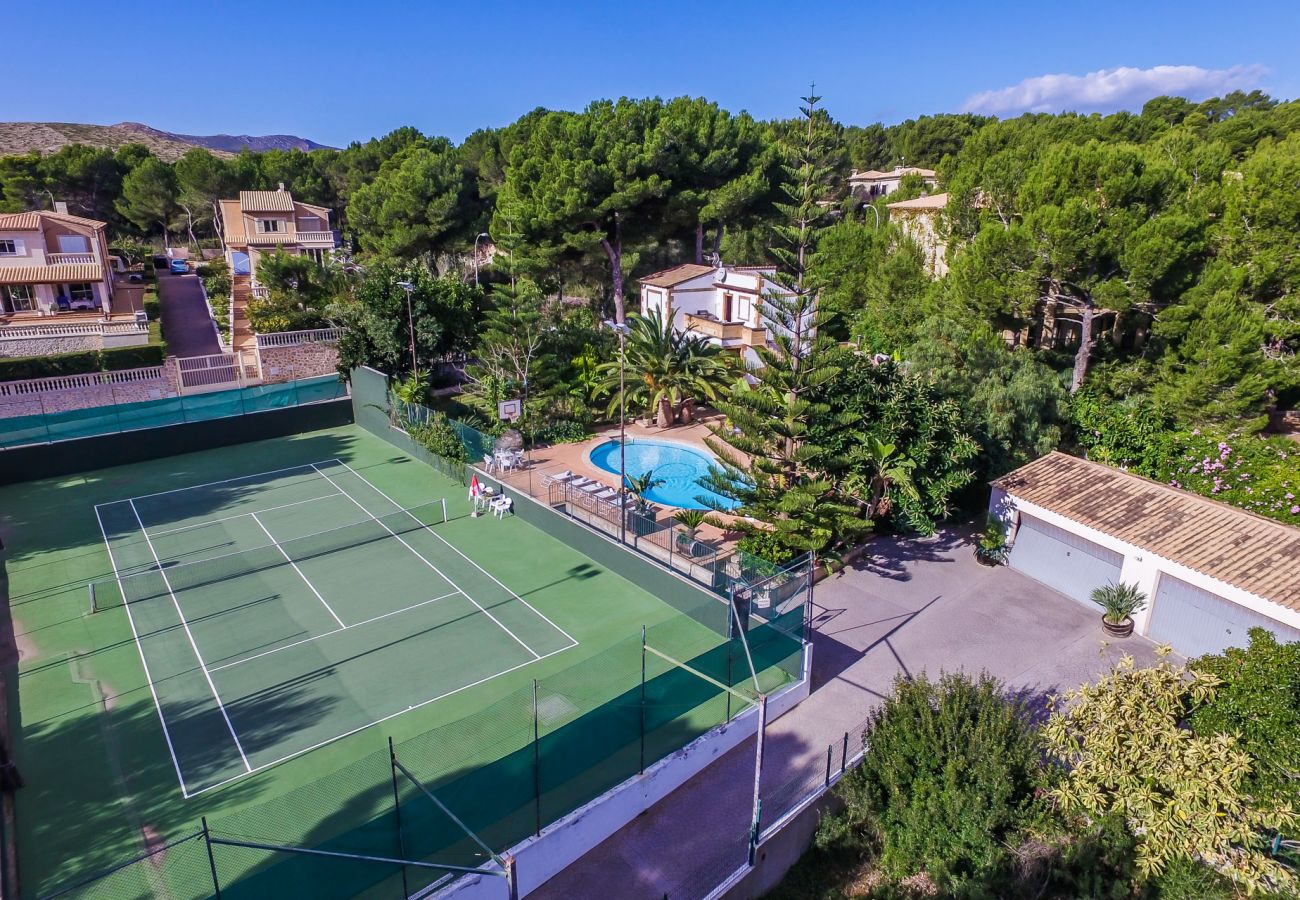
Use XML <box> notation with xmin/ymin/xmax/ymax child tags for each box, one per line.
<box><xmin>489</xmin><ymin>412</ymin><xmax>745</xmax><ymax>550</ymax></box>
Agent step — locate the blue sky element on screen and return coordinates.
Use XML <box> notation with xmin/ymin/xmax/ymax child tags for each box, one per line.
<box><xmin>11</xmin><ymin>0</ymin><xmax>1298</xmax><ymax>147</ymax></box>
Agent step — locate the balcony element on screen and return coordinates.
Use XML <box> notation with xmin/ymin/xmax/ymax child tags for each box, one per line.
<box><xmin>294</xmin><ymin>230</ymin><xmax>335</xmax><ymax>244</ymax></box>
<box><xmin>47</xmin><ymin>252</ymin><xmax>97</xmax><ymax>265</ymax></box>
<box><xmin>684</xmin><ymin>313</ymin><xmax>766</xmax><ymax>347</ymax></box>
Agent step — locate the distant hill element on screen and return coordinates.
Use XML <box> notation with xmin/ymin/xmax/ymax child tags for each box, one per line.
<box><xmin>0</xmin><ymin>121</ymin><xmax>335</xmax><ymax>161</ymax></box>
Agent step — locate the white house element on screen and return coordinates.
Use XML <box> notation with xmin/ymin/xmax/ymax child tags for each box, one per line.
<box><xmin>639</xmin><ymin>263</ymin><xmax>796</xmax><ymax>368</ymax></box>
<box><xmin>886</xmin><ymin>192</ymin><xmax>949</xmax><ymax>277</ymax></box>
<box><xmin>990</xmin><ymin>452</ymin><xmax>1300</xmax><ymax>659</ymax></box>
<box><xmin>848</xmin><ymin>165</ymin><xmax>937</xmax><ymax>199</ymax></box>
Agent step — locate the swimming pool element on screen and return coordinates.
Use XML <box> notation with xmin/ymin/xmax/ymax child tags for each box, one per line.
<box><xmin>588</xmin><ymin>438</ymin><xmax>739</xmax><ymax>510</ymax></box>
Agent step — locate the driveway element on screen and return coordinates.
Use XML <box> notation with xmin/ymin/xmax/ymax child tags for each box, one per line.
<box><xmin>529</xmin><ymin>528</ymin><xmax>1164</xmax><ymax>900</ymax></box>
<box><xmin>156</xmin><ymin>271</ymin><xmax>221</xmax><ymax>358</ymax></box>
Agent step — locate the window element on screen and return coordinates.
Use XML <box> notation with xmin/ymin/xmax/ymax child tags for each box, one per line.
<box><xmin>69</xmin><ymin>283</ymin><xmax>94</xmax><ymax>303</ymax></box>
<box><xmin>0</xmin><ymin>240</ymin><xmax>15</xmax><ymax>255</ymax></box>
<box><xmin>57</xmin><ymin>234</ymin><xmax>90</xmax><ymax>254</ymax></box>
<box><xmin>257</xmin><ymin>219</ymin><xmax>284</xmax><ymax>234</ymax></box>
<box><xmin>298</xmin><ymin>215</ymin><xmax>321</xmax><ymax>232</ymax></box>
<box><xmin>2</xmin><ymin>285</ymin><xmax>34</xmax><ymax>312</ymax></box>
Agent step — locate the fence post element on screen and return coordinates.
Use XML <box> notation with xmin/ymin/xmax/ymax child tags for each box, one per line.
<box><xmin>725</xmin><ymin>641</ymin><xmax>733</xmax><ymax>722</ymax></box>
<box><xmin>825</xmin><ymin>744</ymin><xmax>833</xmax><ymax>787</ymax></box>
<box><xmin>532</xmin><ymin>680</ymin><xmax>542</xmax><ymax>836</ymax></box>
<box><xmin>388</xmin><ymin>737</ymin><xmax>410</xmax><ymax>899</ymax></box>
<box><xmin>639</xmin><ymin>626</ymin><xmax>647</xmax><ymax>774</ymax></box>
<box><xmin>504</xmin><ymin>853</ymin><xmax>519</xmax><ymax>900</ymax></box>
<box><xmin>201</xmin><ymin>817</ymin><xmax>222</xmax><ymax>900</ymax></box>
<box><xmin>747</xmin><ymin>694</ymin><xmax>769</xmax><ymax>866</ymax></box>
<box><xmin>841</xmin><ymin>732</ymin><xmax>848</xmax><ymax>774</ymax></box>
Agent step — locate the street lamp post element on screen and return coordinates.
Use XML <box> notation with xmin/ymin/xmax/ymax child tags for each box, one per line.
<box><xmin>396</xmin><ymin>281</ymin><xmax>418</xmax><ymax>377</ymax></box>
<box><xmin>473</xmin><ymin>233</ymin><xmax>491</xmax><ymax>287</ymax></box>
<box><xmin>604</xmin><ymin>320</ymin><xmax>631</xmax><ymax>544</ymax></box>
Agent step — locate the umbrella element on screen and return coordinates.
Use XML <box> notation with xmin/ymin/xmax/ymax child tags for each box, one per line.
<box><xmin>494</xmin><ymin>429</ymin><xmax>524</xmax><ymax>452</ymax></box>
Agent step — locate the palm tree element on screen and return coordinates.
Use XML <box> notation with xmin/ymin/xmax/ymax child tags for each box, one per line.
<box><xmin>624</xmin><ymin>468</ymin><xmax>666</xmax><ymax>516</ymax></box>
<box><xmin>593</xmin><ymin>310</ymin><xmax>736</xmax><ymax>427</ymax></box>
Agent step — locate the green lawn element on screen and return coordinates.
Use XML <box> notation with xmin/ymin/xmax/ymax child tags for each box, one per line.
<box><xmin>1</xmin><ymin>424</ymin><xmax>771</xmax><ymax>898</ymax></box>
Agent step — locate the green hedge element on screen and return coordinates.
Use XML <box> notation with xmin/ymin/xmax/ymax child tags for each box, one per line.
<box><xmin>101</xmin><ymin>344</ymin><xmax>166</xmax><ymax>370</ymax></box>
<box><xmin>143</xmin><ymin>297</ymin><xmax>161</xmax><ymax>322</ymax></box>
<box><xmin>0</xmin><ymin>345</ymin><xmax>167</xmax><ymax>381</ymax></box>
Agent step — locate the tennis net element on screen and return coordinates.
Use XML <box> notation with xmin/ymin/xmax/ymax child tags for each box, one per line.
<box><xmin>91</xmin><ymin>499</ymin><xmax>449</xmax><ymax>612</ymax></box>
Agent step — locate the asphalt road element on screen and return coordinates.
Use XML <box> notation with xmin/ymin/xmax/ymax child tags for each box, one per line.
<box><xmin>156</xmin><ymin>271</ymin><xmax>221</xmax><ymax>358</ymax></box>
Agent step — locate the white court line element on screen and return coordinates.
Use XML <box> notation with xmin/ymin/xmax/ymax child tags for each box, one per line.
<box><xmin>127</xmin><ymin>498</ymin><xmax>252</xmax><ymax>774</ymax></box>
<box><xmin>94</xmin><ymin>505</ymin><xmax>193</xmax><ymax>798</ymax></box>
<box><xmin>147</xmin><ymin>492</ymin><xmax>342</xmax><ymax>538</ymax></box>
<box><xmin>114</xmin><ymin>461</ymin><xmax>327</xmax><ymax>504</ymax></box>
<box><xmin>309</xmin><ymin>463</ymin><xmax>543</xmax><ymax>661</ymax></box>
<box><xmin>249</xmin><ymin>512</ymin><xmax>346</xmax><ymax>629</ymax></box>
<box><xmin>186</xmin><ymin>642</ymin><xmax>575</xmax><ymax>798</ymax></box>
<box><xmin>208</xmin><ymin>590</ymin><xmax>461</xmax><ymax>673</ymax></box>
<box><xmin>334</xmin><ymin>459</ymin><xmax>580</xmax><ymax>650</ymax></box>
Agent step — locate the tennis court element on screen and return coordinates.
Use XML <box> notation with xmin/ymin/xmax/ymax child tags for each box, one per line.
<box><xmin>93</xmin><ymin>457</ymin><xmax>578</xmax><ymax>797</ymax></box>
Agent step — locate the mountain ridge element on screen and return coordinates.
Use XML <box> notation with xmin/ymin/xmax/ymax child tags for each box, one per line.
<box><xmin>0</xmin><ymin>121</ymin><xmax>335</xmax><ymax>161</ymax></box>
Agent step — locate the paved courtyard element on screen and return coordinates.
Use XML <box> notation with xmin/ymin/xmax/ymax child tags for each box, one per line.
<box><xmin>530</xmin><ymin>527</ymin><xmax>1165</xmax><ymax>899</ymax></box>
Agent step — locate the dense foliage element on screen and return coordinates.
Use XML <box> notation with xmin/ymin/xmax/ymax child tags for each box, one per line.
<box><xmin>824</xmin><ymin>673</ymin><xmax>1042</xmax><ymax>896</ymax></box>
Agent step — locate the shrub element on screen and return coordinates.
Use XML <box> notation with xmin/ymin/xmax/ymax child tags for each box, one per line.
<box><xmin>824</xmin><ymin>672</ymin><xmax>1042</xmax><ymax>896</ymax></box>
<box><xmin>0</xmin><ymin>351</ymin><xmax>102</xmax><ymax>381</ymax></box>
<box><xmin>101</xmin><ymin>344</ymin><xmax>166</xmax><ymax>371</ymax></box>
<box><xmin>975</xmin><ymin>520</ymin><xmax>1009</xmax><ymax>564</ymax></box>
<box><xmin>1190</xmin><ymin>628</ymin><xmax>1300</xmax><ymax>811</ymax></box>
<box><xmin>406</xmin><ymin>412</ymin><xmax>468</xmax><ymax>463</ymax></box>
<box><xmin>529</xmin><ymin>418</ymin><xmax>589</xmax><ymax>445</ymax></box>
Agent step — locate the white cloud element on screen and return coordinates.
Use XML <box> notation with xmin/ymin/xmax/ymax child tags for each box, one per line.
<box><xmin>961</xmin><ymin>65</ymin><xmax>1268</xmax><ymax>116</ymax></box>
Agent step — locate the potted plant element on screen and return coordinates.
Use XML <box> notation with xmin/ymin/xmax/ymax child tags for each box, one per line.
<box><xmin>1090</xmin><ymin>581</ymin><xmax>1147</xmax><ymax>638</ymax></box>
<box><xmin>673</xmin><ymin>509</ymin><xmax>708</xmax><ymax>553</ymax></box>
<box><xmin>974</xmin><ymin>520</ymin><xmax>1009</xmax><ymax>566</ymax></box>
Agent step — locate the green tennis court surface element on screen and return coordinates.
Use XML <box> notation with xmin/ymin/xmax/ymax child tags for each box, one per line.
<box><xmin>2</xmin><ymin>424</ymin><xmax>803</xmax><ymax>898</ymax></box>
<box><xmin>94</xmin><ymin>457</ymin><xmax>577</xmax><ymax>797</ymax></box>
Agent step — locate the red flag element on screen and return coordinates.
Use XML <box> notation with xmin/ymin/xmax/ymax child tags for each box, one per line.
<box><xmin>469</xmin><ymin>474</ymin><xmax>481</xmax><ymax>497</ymax></box>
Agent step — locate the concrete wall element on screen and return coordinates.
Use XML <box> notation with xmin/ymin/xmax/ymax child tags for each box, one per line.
<box><xmin>990</xmin><ymin>487</ymin><xmax>1300</xmax><ymax>638</ymax></box>
<box><xmin>259</xmin><ymin>341</ymin><xmax>340</xmax><ymax>383</ymax></box>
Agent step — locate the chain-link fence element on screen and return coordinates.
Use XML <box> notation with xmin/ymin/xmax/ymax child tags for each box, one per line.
<box><xmin>39</xmin><ymin>618</ymin><xmax>801</xmax><ymax>900</ymax></box>
<box><xmin>1</xmin><ymin>374</ymin><xmax>348</xmax><ymax>449</ymax></box>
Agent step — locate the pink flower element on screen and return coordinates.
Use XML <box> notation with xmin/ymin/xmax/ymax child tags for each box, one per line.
<box><xmin>1292</xmin><ymin>505</ymin><xmax>1300</xmax><ymax>515</ymax></box>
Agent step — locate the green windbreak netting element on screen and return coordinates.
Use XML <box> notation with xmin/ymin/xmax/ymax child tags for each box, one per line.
<box><xmin>0</xmin><ymin>375</ymin><xmax>347</xmax><ymax>450</ymax></box>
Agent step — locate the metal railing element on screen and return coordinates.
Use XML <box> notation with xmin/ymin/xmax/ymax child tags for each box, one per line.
<box><xmin>175</xmin><ymin>350</ymin><xmax>261</xmax><ymax>392</ymax></box>
<box><xmin>255</xmin><ymin>328</ymin><xmax>343</xmax><ymax>348</ymax></box>
<box><xmin>0</xmin><ymin>366</ymin><xmax>167</xmax><ymax>397</ymax></box>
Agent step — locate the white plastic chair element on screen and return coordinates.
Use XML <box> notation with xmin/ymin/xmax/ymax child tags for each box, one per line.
<box><xmin>482</xmin><ymin>454</ymin><xmax>496</xmax><ymax>474</ymax></box>
<box><xmin>491</xmin><ymin>496</ymin><xmax>514</xmax><ymax>518</ymax></box>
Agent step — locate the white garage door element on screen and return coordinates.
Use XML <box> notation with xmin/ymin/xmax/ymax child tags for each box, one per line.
<box><xmin>1147</xmin><ymin>573</ymin><xmax>1300</xmax><ymax>658</ymax></box>
<box><xmin>1007</xmin><ymin>514</ymin><xmax>1124</xmax><ymax>607</ymax></box>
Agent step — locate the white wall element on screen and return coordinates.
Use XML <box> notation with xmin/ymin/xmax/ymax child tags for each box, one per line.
<box><xmin>989</xmin><ymin>488</ymin><xmax>1300</xmax><ymax>638</ymax></box>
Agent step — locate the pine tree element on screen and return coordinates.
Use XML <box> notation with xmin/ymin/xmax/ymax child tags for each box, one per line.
<box><xmin>704</xmin><ymin>90</ymin><xmax>867</xmax><ymax>562</ymax></box>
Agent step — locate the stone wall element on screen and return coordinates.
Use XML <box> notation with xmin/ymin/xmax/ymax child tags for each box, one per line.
<box><xmin>259</xmin><ymin>341</ymin><xmax>340</xmax><ymax>384</ymax></box>
<box><xmin>0</xmin><ymin>376</ymin><xmax>176</xmax><ymax>420</ymax></box>
<box><xmin>0</xmin><ymin>334</ymin><xmax>102</xmax><ymax>358</ymax></box>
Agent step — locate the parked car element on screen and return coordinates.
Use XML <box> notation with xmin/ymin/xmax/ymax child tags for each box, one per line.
<box><xmin>169</xmin><ymin>258</ymin><xmax>190</xmax><ymax>275</ymax></box>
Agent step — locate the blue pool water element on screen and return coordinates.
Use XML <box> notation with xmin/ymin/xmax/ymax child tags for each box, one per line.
<box><xmin>588</xmin><ymin>439</ymin><xmax>739</xmax><ymax>510</ymax></box>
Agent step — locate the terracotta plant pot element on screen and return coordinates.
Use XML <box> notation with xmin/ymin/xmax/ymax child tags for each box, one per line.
<box><xmin>1102</xmin><ymin>615</ymin><xmax>1134</xmax><ymax>638</ymax></box>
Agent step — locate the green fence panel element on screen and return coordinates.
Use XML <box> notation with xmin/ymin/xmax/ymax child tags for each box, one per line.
<box><xmin>0</xmin><ymin>413</ymin><xmax>50</xmax><ymax>449</ymax></box>
<box><xmin>115</xmin><ymin>396</ymin><xmax>188</xmax><ymax>432</ymax></box>
<box><xmin>41</xmin><ymin>404</ymin><xmax>123</xmax><ymax>442</ymax></box>
<box><xmin>293</xmin><ymin>375</ymin><xmax>348</xmax><ymax>405</ymax></box>
<box><xmin>239</xmin><ymin>381</ymin><xmax>298</xmax><ymax>413</ymax></box>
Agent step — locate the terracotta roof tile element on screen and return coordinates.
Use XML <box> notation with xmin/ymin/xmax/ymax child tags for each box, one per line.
<box><xmin>993</xmin><ymin>451</ymin><xmax>1300</xmax><ymax>611</ymax></box>
<box><xmin>237</xmin><ymin>190</ymin><xmax>296</xmax><ymax>212</ymax></box>
<box><xmin>0</xmin><ymin>210</ymin><xmax>106</xmax><ymax>230</ymax></box>
<box><xmin>886</xmin><ymin>192</ymin><xmax>949</xmax><ymax>211</ymax></box>
<box><xmin>639</xmin><ymin>263</ymin><xmax>714</xmax><ymax>288</ymax></box>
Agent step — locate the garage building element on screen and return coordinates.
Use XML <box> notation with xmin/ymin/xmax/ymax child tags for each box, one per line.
<box><xmin>990</xmin><ymin>452</ymin><xmax>1300</xmax><ymax>658</ymax></box>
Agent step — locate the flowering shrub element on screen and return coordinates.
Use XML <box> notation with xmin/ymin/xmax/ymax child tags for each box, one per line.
<box><xmin>1068</xmin><ymin>394</ymin><xmax>1300</xmax><ymax>525</ymax></box>
<box><xmin>1166</xmin><ymin>431</ymin><xmax>1300</xmax><ymax>524</ymax></box>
